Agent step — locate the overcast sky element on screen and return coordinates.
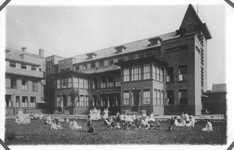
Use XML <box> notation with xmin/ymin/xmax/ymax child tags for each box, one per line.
<box><xmin>5</xmin><ymin>3</ymin><xmax>226</xmax><ymax>90</ymax></box>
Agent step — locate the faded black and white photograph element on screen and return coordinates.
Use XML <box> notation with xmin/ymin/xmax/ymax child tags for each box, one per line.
<box><xmin>0</xmin><ymin>0</ymin><xmax>233</xmax><ymax>150</ymax></box>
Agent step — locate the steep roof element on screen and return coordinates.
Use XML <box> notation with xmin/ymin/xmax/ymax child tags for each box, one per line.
<box><xmin>71</xmin><ymin>32</ymin><xmax>178</xmax><ymax>64</ymax></box>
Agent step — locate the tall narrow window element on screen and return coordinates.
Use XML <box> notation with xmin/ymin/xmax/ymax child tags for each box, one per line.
<box><xmin>178</xmin><ymin>65</ymin><xmax>187</xmax><ymax>81</ymax></box>
<box><xmin>68</xmin><ymin>78</ymin><xmax>72</xmax><ymax>88</ymax></box>
<box><xmin>131</xmin><ymin>66</ymin><xmax>141</xmax><ymax>81</ymax></box>
<box><xmin>32</xmin><ymin>81</ymin><xmax>38</xmax><ymax>92</ymax></box>
<box><xmin>99</xmin><ymin>60</ymin><xmax>104</xmax><ymax>67</ymax></box>
<box><xmin>21</xmin><ymin>79</ymin><xmax>28</xmax><ymax>91</ymax></box>
<box><xmin>153</xmin><ymin>89</ymin><xmax>157</xmax><ymax>105</ymax></box>
<box><xmin>57</xmin><ymin>79</ymin><xmax>61</xmax><ymax>89</ymax></box>
<box><xmin>61</xmin><ymin>78</ymin><xmax>67</xmax><ymax>88</ymax></box>
<box><xmin>101</xmin><ymin>77</ymin><xmax>106</xmax><ymax>88</ymax></box>
<box><xmin>30</xmin><ymin>97</ymin><xmax>36</xmax><ymax>107</ymax></box>
<box><xmin>84</xmin><ymin>78</ymin><xmax>88</xmax><ymax>89</ymax></box>
<box><xmin>73</xmin><ymin>77</ymin><xmax>78</xmax><ymax>88</ymax></box>
<box><xmin>91</xmin><ymin>62</ymin><xmax>95</xmax><ymax>68</ymax></box>
<box><xmin>80</xmin><ymin>95</ymin><xmax>84</xmax><ymax>106</ymax></box>
<box><xmin>157</xmin><ymin>90</ymin><xmax>161</xmax><ymax>105</ymax></box>
<box><xmin>160</xmin><ymin>67</ymin><xmax>164</xmax><ymax>82</ymax></box>
<box><xmin>85</xmin><ymin>96</ymin><xmax>89</xmax><ymax>106</ymax></box>
<box><xmin>107</xmin><ymin>77</ymin><xmax>114</xmax><ymax>87</ymax></box>
<box><xmin>123</xmin><ymin>68</ymin><xmax>130</xmax><ymax>82</ymax></box>
<box><xmin>11</xmin><ymin>78</ymin><xmax>17</xmax><ymax>89</ymax></box>
<box><xmin>167</xmin><ymin>90</ymin><xmax>174</xmax><ymax>105</ymax></box>
<box><xmin>166</xmin><ymin>67</ymin><xmax>174</xmax><ymax>82</ymax></box>
<box><xmin>22</xmin><ymin>96</ymin><xmax>28</xmax><ymax>107</ymax></box>
<box><xmin>143</xmin><ymin>64</ymin><xmax>150</xmax><ymax>79</ymax></box>
<box><xmin>143</xmin><ymin>89</ymin><xmax>150</xmax><ymax>104</ymax></box>
<box><xmin>16</xmin><ymin>96</ymin><xmax>20</xmax><ymax>107</ymax></box>
<box><xmin>115</xmin><ymin>76</ymin><xmax>121</xmax><ymax>87</ymax></box>
<box><xmin>92</xmin><ymin>78</ymin><xmax>97</xmax><ymax>89</ymax></box>
<box><xmin>79</xmin><ymin>78</ymin><xmax>84</xmax><ymax>88</ymax></box>
<box><xmin>178</xmin><ymin>89</ymin><xmax>188</xmax><ymax>105</ymax></box>
<box><xmin>161</xmin><ymin>90</ymin><xmax>164</xmax><ymax>105</ymax></box>
<box><xmin>123</xmin><ymin>91</ymin><xmax>130</xmax><ymax>105</ymax></box>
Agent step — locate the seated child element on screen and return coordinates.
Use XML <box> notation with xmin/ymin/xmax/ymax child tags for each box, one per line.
<box><xmin>70</xmin><ymin>118</ymin><xmax>82</xmax><ymax>130</ymax></box>
<box><xmin>51</xmin><ymin>120</ymin><xmax>58</xmax><ymax>130</ymax></box>
<box><xmin>201</xmin><ymin>120</ymin><xmax>213</xmax><ymax>132</ymax></box>
<box><xmin>66</xmin><ymin>118</ymin><xmax>70</xmax><ymax>124</ymax></box>
<box><xmin>169</xmin><ymin>116</ymin><xmax>176</xmax><ymax>130</ymax></box>
<box><xmin>57</xmin><ymin>122</ymin><xmax>63</xmax><ymax>129</ymax></box>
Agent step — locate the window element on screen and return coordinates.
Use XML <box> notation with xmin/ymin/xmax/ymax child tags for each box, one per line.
<box><xmin>61</xmin><ymin>78</ymin><xmax>67</xmax><ymax>88</ymax></box>
<box><xmin>166</xmin><ymin>67</ymin><xmax>174</xmax><ymax>82</ymax></box>
<box><xmin>159</xmin><ymin>67</ymin><xmax>164</xmax><ymax>82</ymax></box>
<box><xmin>67</xmin><ymin>78</ymin><xmax>72</xmax><ymax>88</ymax></box>
<box><xmin>109</xmin><ymin>59</ymin><xmax>114</xmax><ymax>65</ymax></box>
<box><xmin>115</xmin><ymin>76</ymin><xmax>121</xmax><ymax>87</ymax></box>
<box><xmin>10</xmin><ymin>78</ymin><xmax>17</xmax><ymax>89</ymax></box>
<box><xmin>100</xmin><ymin>95</ymin><xmax>104</xmax><ymax>106</ymax></box>
<box><xmin>178</xmin><ymin>90</ymin><xmax>188</xmax><ymax>105</ymax></box>
<box><xmin>131</xmin><ymin>66</ymin><xmax>141</xmax><ymax>81</ymax></box>
<box><xmin>31</xmin><ymin>66</ymin><xmax>36</xmax><ymax>71</ymax></box>
<box><xmin>79</xmin><ymin>78</ymin><xmax>84</xmax><ymax>88</ymax></box>
<box><xmin>30</xmin><ymin>97</ymin><xmax>36</xmax><ymax>107</ymax></box>
<box><xmin>16</xmin><ymin>96</ymin><xmax>20</xmax><ymax>107</ymax></box>
<box><xmin>21</xmin><ymin>79</ymin><xmax>28</xmax><ymax>91</ymax></box>
<box><xmin>123</xmin><ymin>68</ymin><xmax>130</xmax><ymax>82</ymax></box>
<box><xmin>107</xmin><ymin>77</ymin><xmax>114</xmax><ymax>87</ymax></box>
<box><xmin>73</xmin><ymin>77</ymin><xmax>78</xmax><ymax>88</ymax></box>
<box><xmin>143</xmin><ymin>89</ymin><xmax>150</xmax><ymax>105</ymax></box>
<box><xmin>92</xmin><ymin>78</ymin><xmax>97</xmax><ymax>89</ymax></box>
<box><xmin>157</xmin><ymin>90</ymin><xmax>161</xmax><ymax>105</ymax></box>
<box><xmin>161</xmin><ymin>90</ymin><xmax>164</xmax><ymax>105</ymax></box>
<box><xmin>84</xmin><ymin>78</ymin><xmax>88</xmax><ymax>89</ymax></box>
<box><xmin>5</xmin><ymin>95</ymin><xmax>11</xmax><ymax>107</ymax></box>
<box><xmin>32</xmin><ymin>81</ymin><xmax>38</xmax><ymax>92</ymax></box>
<box><xmin>80</xmin><ymin>95</ymin><xmax>84</xmax><ymax>106</ymax></box>
<box><xmin>67</xmin><ymin>96</ymin><xmax>72</xmax><ymax>107</ymax></box>
<box><xmin>143</xmin><ymin>64</ymin><xmax>150</xmax><ymax>79</ymax></box>
<box><xmin>57</xmin><ymin>79</ymin><xmax>61</xmax><ymax>89</ymax></box>
<box><xmin>91</xmin><ymin>62</ymin><xmax>95</xmax><ymax>68</ymax></box>
<box><xmin>83</xmin><ymin>64</ymin><xmax>87</xmax><ymax>70</ymax></box>
<box><xmin>85</xmin><ymin>96</ymin><xmax>89</xmax><ymax>106</ymax></box>
<box><xmin>101</xmin><ymin>77</ymin><xmax>106</xmax><ymax>88</ymax></box>
<box><xmin>10</xmin><ymin>62</ymin><xmax>16</xmax><ymax>67</ymax></box>
<box><xmin>99</xmin><ymin>60</ymin><xmax>104</xmax><ymax>67</ymax></box>
<box><xmin>75</xmin><ymin>66</ymin><xmax>79</xmax><ymax>71</ymax></box>
<box><xmin>56</xmin><ymin>96</ymin><xmax>61</xmax><ymax>107</ymax></box>
<box><xmin>22</xmin><ymin>96</ymin><xmax>28</xmax><ymax>107</ymax></box>
<box><xmin>167</xmin><ymin>90</ymin><xmax>174</xmax><ymax>105</ymax></box>
<box><xmin>123</xmin><ymin>91</ymin><xmax>130</xmax><ymax>105</ymax></box>
<box><xmin>178</xmin><ymin>65</ymin><xmax>187</xmax><ymax>81</ymax></box>
<box><xmin>21</xmin><ymin>64</ymin><xmax>26</xmax><ymax>69</ymax></box>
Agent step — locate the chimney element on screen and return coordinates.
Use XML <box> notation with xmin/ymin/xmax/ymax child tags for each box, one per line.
<box><xmin>39</xmin><ymin>49</ymin><xmax>44</xmax><ymax>57</ymax></box>
<box><xmin>22</xmin><ymin>47</ymin><xmax>27</xmax><ymax>52</ymax></box>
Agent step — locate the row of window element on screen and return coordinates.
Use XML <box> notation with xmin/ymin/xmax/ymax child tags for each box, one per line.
<box><xmin>123</xmin><ymin>89</ymin><xmax>164</xmax><ymax>106</ymax></box>
<box><xmin>166</xmin><ymin>65</ymin><xmax>188</xmax><ymax>82</ymax></box>
<box><xmin>123</xmin><ymin>64</ymin><xmax>164</xmax><ymax>82</ymax></box>
<box><xmin>74</xmin><ymin>50</ymin><xmax>160</xmax><ymax>71</ymax></box>
<box><xmin>92</xmin><ymin>76</ymin><xmax>121</xmax><ymax>89</ymax></box>
<box><xmin>5</xmin><ymin>96</ymin><xmax>36</xmax><ymax>108</ymax></box>
<box><xmin>6</xmin><ymin>78</ymin><xmax>38</xmax><ymax>92</ymax></box>
<box><xmin>56</xmin><ymin>77</ymin><xmax>88</xmax><ymax>89</ymax></box>
<box><xmin>8</xmin><ymin>61</ymin><xmax>42</xmax><ymax>71</ymax></box>
<box><xmin>56</xmin><ymin>95</ymin><xmax>89</xmax><ymax>107</ymax></box>
<box><xmin>167</xmin><ymin>90</ymin><xmax>188</xmax><ymax>105</ymax></box>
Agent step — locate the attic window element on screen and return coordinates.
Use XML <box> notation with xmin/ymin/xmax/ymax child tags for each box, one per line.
<box><xmin>115</xmin><ymin>46</ymin><xmax>126</xmax><ymax>53</ymax></box>
<box><xmin>86</xmin><ymin>53</ymin><xmax>97</xmax><ymax>59</ymax></box>
<box><xmin>148</xmin><ymin>37</ymin><xmax>162</xmax><ymax>46</ymax></box>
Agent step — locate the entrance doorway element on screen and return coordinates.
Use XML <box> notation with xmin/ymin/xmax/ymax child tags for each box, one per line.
<box><xmin>132</xmin><ymin>90</ymin><xmax>140</xmax><ymax>112</ymax></box>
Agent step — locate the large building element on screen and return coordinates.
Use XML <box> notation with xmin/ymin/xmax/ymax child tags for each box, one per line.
<box><xmin>5</xmin><ymin>47</ymin><xmax>46</xmax><ymax>115</ymax></box>
<box><xmin>46</xmin><ymin>4</ymin><xmax>211</xmax><ymax>115</ymax></box>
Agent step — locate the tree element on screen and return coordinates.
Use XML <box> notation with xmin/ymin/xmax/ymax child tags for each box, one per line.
<box><xmin>69</xmin><ymin>89</ymin><xmax>79</xmax><ymax>107</ymax></box>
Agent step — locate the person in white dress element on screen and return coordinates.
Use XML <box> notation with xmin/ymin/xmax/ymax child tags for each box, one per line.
<box><xmin>38</xmin><ymin>112</ymin><xmax>44</xmax><ymax>120</ymax></box>
<box><xmin>15</xmin><ymin>109</ymin><xmax>31</xmax><ymax>124</ymax></box>
<box><xmin>97</xmin><ymin>109</ymin><xmax>101</xmax><ymax>120</ymax></box>
<box><xmin>51</xmin><ymin>120</ymin><xmax>58</xmax><ymax>130</ymax></box>
<box><xmin>149</xmin><ymin>112</ymin><xmax>155</xmax><ymax>122</ymax></box>
<box><xmin>93</xmin><ymin>107</ymin><xmax>98</xmax><ymax>120</ymax></box>
<box><xmin>70</xmin><ymin>119</ymin><xmax>82</xmax><ymax>130</ymax></box>
<box><xmin>186</xmin><ymin>115</ymin><xmax>196</xmax><ymax>127</ymax></box>
<box><xmin>201</xmin><ymin>120</ymin><xmax>213</xmax><ymax>132</ymax></box>
<box><xmin>103</xmin><ymin>108</ymin><xmax>109</xmax><ymax>120</ymax></box>
<box><xmin>45</xmin><ymin>114</ymin><xmax>52</xmax><ymax>125</ymax></box>
<box><xmin>89</xmin><ymin>109</ymin><xmax>94</xmax><ymax>120</ymax></box>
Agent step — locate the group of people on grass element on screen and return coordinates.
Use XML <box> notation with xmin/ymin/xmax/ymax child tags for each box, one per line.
<box><xmin>104</xmin><ymin>112</ymin><xmax>160</xmax><ymax>130</ymax></box>
<box><xmin>15</xmin><ymin>109</ymin><xmax>44</xmax><ymax>124</ymax></box>
<box><xmin>15</xmin><ymin>108</ymin><xmax>213</xmax><ymax>133</ymax></box>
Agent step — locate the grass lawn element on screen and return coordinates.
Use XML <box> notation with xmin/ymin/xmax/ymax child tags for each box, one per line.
<box><xmin>4</xmin><ymin>118</ymin><xmax>226</xmax><ymax>145</ymax></box>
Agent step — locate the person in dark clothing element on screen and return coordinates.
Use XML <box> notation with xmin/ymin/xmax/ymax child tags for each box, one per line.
<box><xmin>169</xmin><ymin>116</ymin><xmax>176</xmax><ymax>131</ymax></box>
<box><xmin>86</xmin><ymin>115</ymin><xmax>94</xmax><ymax>133</ymax></box>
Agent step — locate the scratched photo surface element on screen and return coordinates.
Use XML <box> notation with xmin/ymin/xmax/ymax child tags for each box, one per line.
<box><xmin>1</xmin><ymin>0</ymin><xmax>232</xmax><ymax>150</ymax></box>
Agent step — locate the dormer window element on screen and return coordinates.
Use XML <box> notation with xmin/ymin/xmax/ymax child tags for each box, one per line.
<box><xmin>148</xmin><ymin>37</ymin><xmax>162</xmax><ymax>46</ymax></box>
<box><xmin>86</xmin><ymin>53</ymin><xmax>97</xmax><ymax>59</ymax></box>
<box><xmin>115</xmin><ymin>46</ymin><xmax>126</xmax><ymax>53</ymax></box>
